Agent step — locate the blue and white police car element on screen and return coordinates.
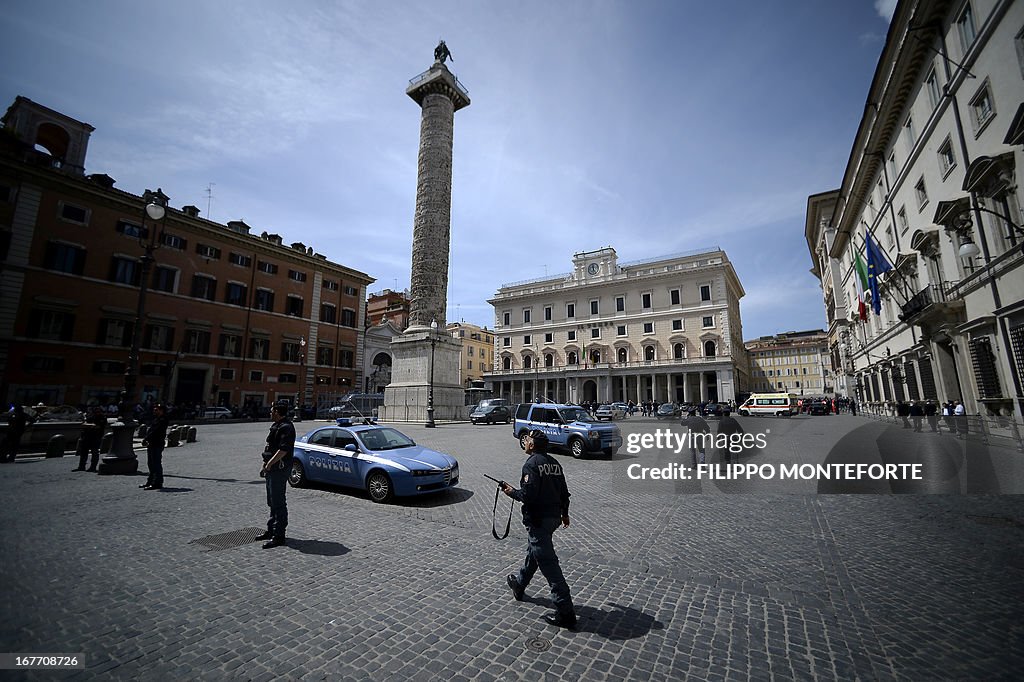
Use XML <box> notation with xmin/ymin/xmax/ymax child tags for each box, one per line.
<box><xmin>290</xmin><ymin>423</ymin><xmax>459</xmax><ymax>503</ymax></box>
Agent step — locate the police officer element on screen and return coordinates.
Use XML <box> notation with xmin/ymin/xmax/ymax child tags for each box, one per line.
<box><xmin>258</xmin><ymin>401</ymin><xmax>295</xmax><ymax>549</ymax></box>
<box><xmin>501</xmin><ymin>429</ymin><xmax>576</xmax><ymax>629</ymax></box>
<box><xmin>140</xmin><ymin>403</ymin><xmax>168</xmax><ymax>490</ymax></box>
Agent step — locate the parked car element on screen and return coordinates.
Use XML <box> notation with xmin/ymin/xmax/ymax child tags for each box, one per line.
<box><xmin>470</xmin><ymin>401</ymin><xmax>510</xmax><ymax>425</ymax></box>
<box><xmin>808</xmin><ymin>400</ymin><xmax>832</xmax><ymax>416</ymax></box>
<box><xmin>203</xmin><ymin>407</ymin><xmax>233</xmax><ymax>419</ymax></box>
<box><xmin>595</xmin><ymin>403</ymin><xmax>625</xmax><ymax>421</ymax></box>
<box><xmin>656</xmin><ymin>403</ymin><xmax>681</xmax><ymax>420</ymax></box>
<box><xmin>703</xmin><ymin>403</ymin><xmax>727</xmax><ymax>419</ymax></box>
<box><xmin>290</xmin><ymin>424</ymin><xmax>459</xmax><ymax>503</ymax></box>
<box><xmin>512</xmin><ymin>402</ymin><xmax>621</xmax><ymax>458</ymax></box>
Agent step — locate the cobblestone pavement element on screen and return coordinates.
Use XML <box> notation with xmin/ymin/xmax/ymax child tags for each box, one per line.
<box><xmin>1</xmin><ymin>414</ymin><xmax>1022</xmax><ymax>680</ymax></box>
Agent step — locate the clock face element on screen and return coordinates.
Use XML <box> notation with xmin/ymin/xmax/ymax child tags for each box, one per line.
<box><xmin>587</xmin><ymin>263</ymin><xmax>599</xmax><ymax>275</ymax></box>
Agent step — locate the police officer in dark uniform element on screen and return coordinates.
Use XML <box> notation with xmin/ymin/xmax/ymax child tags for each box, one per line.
<box><xmin>501</xmin><ymin>429</ymin><xmax>576</xmax><ymax>629</ymax></box>
<box><xmin>140</xmin><ymin>403</ymin><xmax>168</xmax><ymax>490</ymax></box>
<box><xmin>258</xmin><ymin>401</ymin><xmax>295</xmax><ymax>549</ymax></box>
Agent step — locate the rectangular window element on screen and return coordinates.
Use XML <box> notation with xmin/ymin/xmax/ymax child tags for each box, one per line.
<box><xmin>339</xmin><ymin>349</ymin><xmax>354</xmax><ymax>368</ymax></box>
<box><xmin>544</xmin><ymin>332</ymin><xmax>553</xmax><ymax>343</ymax></box>
<box><xmin>969</xmin><ymin>82</ymin><xmax>995</xmax><ymax>134</ymax></box>
<box><xmin>617</xmin><ymin>325</ymin><xmax>627</xmax><ymax>336</ymax></box>
<box><xmin>343</xmin><ymin>285</ymin><xmax>358</xmax><ymax>296</ymax></box>
<box><xmin>191</xmin><ymin>275</ymin><xmax>217</xmax><ymax>301</ymax></box>
<box><xmin>116</xmin><ymin>219</ymin><xmax>146</xmax><ymax>239</ymax></box>
<box><xmin>502</xmin><ymin>311</ymin><xmax>511</xmax><ymax>326</ymax></box>
<box><xmin>257</xmin><ymin>261</ymin><xmax>277</xmax><ymax>274</ymax></box>
<box><xmin>229</xmin><ymin>252</ymin><xmax>252</xmax><ymax>267</ymax></box>
<box><xmin>58</xmin><ymin>202</ymin><xmax>89</xmax><ymax>225</ymax></box>
<box><xmin>700</xmin><ymin>284</ymin><xmax>711</xmax><ymax>302</ymax></box>
<box><xmin>254</xmin><ymin>289</ymin><xmax>274</xmax><ymax>312</ymax></box>
<box><xmin>925</xmin><ymin>70</ymin><xmax>941</xmax><ymax>109</ymax></box>
<box><xmin>888</xmin><ymin>153</ymin><xmax>898</xmax><ymax>180</ymax></box>
<box><xmin>643</xmin><ymin>322</ymin><xmax>654</xmax><ymax>334</ymax></box>
<box><xmin>286</xmin><ymin>296</ymin><xmax>304</xmax><ymax>317</ymax></box>
<box><xmin>670</xmin><ymin>289</ymin><xmax>680</xmax><ymax>306</ymax></box>
<box><xmin>957</xmin><ymin>4</ymin><xmax>976</xmax><ymax>53</ymax></box>
<box><xmin>938</xmin><ymin>138</ymin><xmax>956</xmax><ymax>175</ymax></box>
<box><xmin>672</xmin><ymin>319</ymin><xmax>683</xmax><ymax>331</ymax></box>
<box><xmin>249</xmin><ymin>338</ymin><xmax>269</xmax><ymax>360</ymax></box>
<box><xmin>219</xmin><ymin>334</ymin><xmax>242</xmax><ymax>358</ymax></box>
<box><xmin>225</xmin><ymin>282</ymin><xmax>248</xmax><ymax>306</ymax></box>
<box><xmin>220</xmin><ymin>368</ymin><xmax>235</xmax><ymax>381</ymax></box>
<box><xmin>544</xmin><ymin>306</ymin><xmax>552</xmax><ymax>321</ymax></box>
<box><xmin>523</xmin><ymin>335</ymin><xmax>531</xmax><ymax>345</ymax></box>
<box><xmin>98</xmin><ymin>319</ymin><xmax>131</xmax><ymax>347</ymax></box>
<box><xmin>317</xmin><ymin>347</ymin><xmax>334</xmax><ymax>366</ymax></box>
<box><xmin>28</xmin><ymin>310</ymin><xmax>75</xmax><ymax>341</ymax></box>
<box><xmin>703</xmin><ymin>315</ymin><xmax>714</xmax><ymax>328</ymax></box>
<box><xmin>616</xmin><ymin>296</ymin><xmax>625</xmax><ymax>312</ymax></box>
<box><xmin>503</xmin><ymin>337</ymin><xmax>511</xmax><ymax>347</ymax></box>
<box><xmin>523</xmin><ymin>309</ymin><xmax>531</xmax><ymax>323</ymax></box>
<box><xmin>467</xmin><ymin>346</ymin><xmax>474</xmax><ymax>357</ymax></box>
<box><xmin>249</xmin><ymin>370</ymin><xmax>263</xmax><ymax>382</ymax></box>
<box><xmin>196</xmin><ymin>243</ymin><xmax>221</xmax><ymax>259</ymax></box>
<box><xmin>567</xmin><ymin>330</ymin><xmax>576</xmax><ymax>341</ymax></box>
<box><xmin>161</xmin><ymin>233</ymin><xmax>186</xmax><ymax>250</ymax></box>
<box><xmin>278</xmin><ymin>373</ymin><xmax>297</xmax><ymax>384</ymax></box>
<box><xmin>886</xmin><ymin>226</ymin><xmax>895</xmax><ymax>250</ymax></box>
<box><xmin>152</xmin><ymin>266</ymin><xmax>178</xmax><ymax>293</ymax></box>
<box><xmin>340</xmin><ymin>309</ymin><xmax>356</xmax><ymax>327</ymax></box>
<box><xmin>566</xmin><ymin>303</ymin><xmax>575</xmax><ymax>319</ymax></box>
<box><xmin>281</xmin><ymin>342</ymin><xmax>301</xmax><ymax>362</ymax></box>
<box><xmin>144</xmin><ymin>324</ymin><xmax>174</xmax><ymax>351</ymax></box>
<box><xmin>590</xmin><ymin>328</ymin><xmax>600</xmax><ymax>339</ymax></box>
<box><xmin>43</xmin><ymin>242</ymin><xmax>85</xmax><ymax>275</ymax></box>
<box><xmin>641</xmin><ymin>293</ymin><xmax>652</xmax><ymax>309</ymax></box>
<box><xmin>185</xmin><ymin>329</ymin><xmax>211</xmax><ymax>355</ymax></box>
<box><xmin>590</xmin><ymin>299</ymin><xmax>599</xmax><ymax>316</ymax></box>
<box><xmin>323</xmin><ymin>279</ymin><xmax>339</xmax><ymax>291</ymax></box>
<box><xmin>320</xmin><ymin>303</ymin><xmax>337</xmax><ymax>324</ymax></box>
<box><xmin>109</xmin><ymin>257</ymin><xmax>140</xmax><ymax>285</ymax></box>
<box><xmin>915</xmin><ymin>177</ymin><xmax>929</xmax><ymax>210</ymax></box>
<box><xmin>904</xmin><ymin>117</ymin><xmax>916</xmax><ymax>152</ymax></box>
<box><xmin>897</xmin><ymin>207</ymin><xmax>909</xmax><ymax>234</ymax></box>
<box><xmin>288</xmin><ymin>269</ymin><xmax>307</xmax><ymax>282</ymax></box>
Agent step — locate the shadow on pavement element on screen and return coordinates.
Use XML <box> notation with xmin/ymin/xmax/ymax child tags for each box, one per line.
<box><xmin>399</xmin><ymin>487</ymin><xmax>474</xmax><ymax>508</ymax></box>
<box><xmin>284</xmin><ymin>539</ymin><xmax>351</xmax><ymax>556</ymax></box>
<box><xmin>522</xmin><ymin>598</ymin><xmax>663</xmax><ymax>640</ymax></box>
<box><xmin>154</xmin><ymin>487</ymin><xmax>193</xmax><ymax>493</ymax></box>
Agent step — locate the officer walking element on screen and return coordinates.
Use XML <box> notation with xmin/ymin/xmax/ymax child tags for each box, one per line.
<box><xmin>258</xmin><ymin>401</ymin><xmax>295</xmax><ymax>549</ymax></box>
<box><xmin>501</xmin><ymin>429</ymin><xmax>576</xmax><ymax>629</ymax></box>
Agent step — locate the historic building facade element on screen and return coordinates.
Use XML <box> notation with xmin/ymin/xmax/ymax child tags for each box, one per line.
<box><xmin>0</xmin><ymin>97</ymin><xmax>374</xmax><ymax>411</ymax></box>
<box><xmin>806</xmin><ymin>0</ymin><xmax>1024</xmax><ymax>423</ymax></box>
<box><xmin>366</xmin><ymin>289</ymin><xmax>411</xmax><ymax>330</ymax></box>
<box><xmin>446</xmin><ymin>321</ymin><xmax>494</xmax><ymax>386</ymax></box>
<box><xmin>745</xmin><ymin>330</ymin><xmax>831</xmax><ymax>396</ymax></box>
<box><xmin>485</xmin><ymin>247</ymin><xmax>748</xmax><ymax>405</ymax></box>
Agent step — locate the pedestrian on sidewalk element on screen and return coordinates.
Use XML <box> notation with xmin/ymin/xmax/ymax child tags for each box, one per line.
<box><xmin>258</xmin><ymin>401</ymin><xmax>295</xmax><ymax>549</ymax></box>
<box><xmin>716</xmin><ymin>408</ymin><xmax>745</xmax><ymax>464</ymax></box>
<box><xmin>75</xmin><ymin>405</ymin><xmax>107</xmax><ymax>472</ymax></box>
<box><xmin>683</xmin><ymin>408</ymin><xmax>711</xmax><ymax>466</ymax></box>
<box><xmin>909</xmin><ymin>401</ymin><xmax>924</xmax><ymax>433</ymax></box>
<box><xmin>2</xmin><ymin>405</ymin><xmax>31</xmax><ymax>463</ymax></box>
<box><xmin>501</xmin><ymin>429</ymin><xmax>576</xmax><ymax>629</ymax></box>
<box><xmin>140</xmin><ymin>403</ymin><xmax>168</xmax><ymax>490</ymax></box>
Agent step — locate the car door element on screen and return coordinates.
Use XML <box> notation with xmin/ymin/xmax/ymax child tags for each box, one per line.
<box><xmin>331</xmin><ymin>429</ymin><xmax>360</xmax><ymax>487</ymax></box>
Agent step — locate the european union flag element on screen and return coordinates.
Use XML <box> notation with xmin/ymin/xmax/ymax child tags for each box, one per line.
<box><xmin>865</xmin><ymin>231</ymin><xmax>892</xmax><ymax>315</ymax></box>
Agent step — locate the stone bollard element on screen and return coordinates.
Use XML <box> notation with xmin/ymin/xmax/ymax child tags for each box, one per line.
<box><xmin>166</xmin><ymin>426</ymin><xmax>181</xmax><ymax>448</ymax></box>
<box><xmin>46</xmin><ymin>434</ymin><xmax>67</xmax><ymax>458</ymax></box>
<box><xmin>100</xmin><ymin>431</ymin><xmax>113</xmax><ymax>454</ymax></box>
<box><xmin>186</xmin><ymin>426</ymin><xmax>198</xmax><ymax>443</ymax></box>
<box><xmin>137</xmin><ymin>423</ymin><xmax>149</xmax><ymax>439</ymax></box>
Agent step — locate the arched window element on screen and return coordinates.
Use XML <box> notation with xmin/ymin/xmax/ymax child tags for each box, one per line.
<box><xmin>704</xmin><ymin>340</ymin><xmax>716</xmax><ymax>357</ymax></box>
<box><xmin>617</xmin><ymin>347</ymin><xmax>627</xmax><ymax>363</ymax></box>
<box><xmin>523</xmin><ymin>355</ymin><xmax>533</xmax><ymax>369</ymax></box>
<box><xmin>590</xmin><ymin>349</ymin><xmax>601</xmax><ymax>364</ymax></box>
<box><xmin>673</xmin><ymin>343</ymin><xmax>685</xmax><ymax>359</ymax></box>
<box><xmin>544</xmin><ymin>353</ymin><xmax>554</xmax><ymax>367</ymax></box>
<box><xmin>503</xmin><ymin>356</ymin><xmax>512</xmax><ymax>370</ymax></box>
<box><xmin>567</xmin><ymin>351</ymin><xmax>578</xmax><ymax>365</ymax></box>
<box><xmin>644</xmin><ymin>345</ymin><xmax>656</xmax><ymax>361</ymax></box>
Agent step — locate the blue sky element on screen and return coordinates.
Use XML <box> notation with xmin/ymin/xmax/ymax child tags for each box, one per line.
<box><xmin>1</xmin><ymin>1</ymin><xmax>897</xmax><ymax>339</ymax></box>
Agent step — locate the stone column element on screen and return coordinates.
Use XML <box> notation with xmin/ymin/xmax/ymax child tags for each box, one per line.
<box><xmin>683</xmin><ymin>372</ymin><xmax>690</xmax><ymax>404</ymax></box>
<box><xmin>700</xmin><ymin>372</ymin><xmax>708</xmax><ymax>402</ymax></box>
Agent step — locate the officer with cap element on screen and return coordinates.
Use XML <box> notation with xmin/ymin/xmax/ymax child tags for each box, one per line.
<box><xmin>257</xmin><ymin>401</ymin><xmax>295</xmax><ymax>549</ymax></box>
<box><xmin>501</xmin><ymin>429</ymin><xmax>576</xmax><ymax>629</ymax></box>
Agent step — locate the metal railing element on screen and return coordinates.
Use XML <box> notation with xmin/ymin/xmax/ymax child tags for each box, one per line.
<box><xmin>899</xmin><ymin>281</ymin><xmax>958</xmax><ymax>321</ymax></box>
<box><xmin>408</xmin><ymin>69</ymin><xmax>469</xmax><ymax>98</ymax></box>
<box><xmin>857</xmin><ymin>405</ymin><xmax>1023</xmax><ymax>452</ymax></box>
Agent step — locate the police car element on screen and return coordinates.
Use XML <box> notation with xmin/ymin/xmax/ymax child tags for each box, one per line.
<box><xmin>290</xmin><ymin>423</ymin><xmax>459</xmax><ymax>503</ymax></box>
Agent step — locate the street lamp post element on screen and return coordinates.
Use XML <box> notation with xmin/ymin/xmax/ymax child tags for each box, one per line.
<box><xmin>102</xmin><ymin>188</ymin><xmax>169</xmax><ymax>474</ymax></box>
<box><xmin>296</xmin><ymin>336</ymin><xmax>306</xmax><ymax>421</ymax></box>
<box><xmin>426</xmin><ymin>319</ymin><xmax>437</xmax><ymax>428</ymax></box>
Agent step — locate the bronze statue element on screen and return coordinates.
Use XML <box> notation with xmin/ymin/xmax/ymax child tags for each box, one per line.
<box><xmin>434</xmin><ymin>40</ymin><xmax>453</xmax><ymax>64</ymax></box>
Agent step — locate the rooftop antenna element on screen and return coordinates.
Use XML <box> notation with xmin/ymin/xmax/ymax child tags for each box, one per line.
<box><xmin>205</xmin><ymin>183</ymin><xmax>216</xmax><ymax>220</ymax></box>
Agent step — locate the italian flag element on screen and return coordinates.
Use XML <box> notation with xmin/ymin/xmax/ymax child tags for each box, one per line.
<box><xmin>854</xmin><ymin>252</ymin><xmax>869</xmax><ymax>322</ymax></box>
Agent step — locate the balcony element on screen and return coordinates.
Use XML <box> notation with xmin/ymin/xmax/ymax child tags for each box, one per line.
<box><xmin>898</xmin><ymin>281</ymin><xmax>962</xmax><ymax>325</ymax></box>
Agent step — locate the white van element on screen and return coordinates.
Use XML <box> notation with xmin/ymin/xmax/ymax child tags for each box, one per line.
<box><xmin>738</xmin><ymin>393</ymin><xmax>798</xmax><ymax>417</ymax></box>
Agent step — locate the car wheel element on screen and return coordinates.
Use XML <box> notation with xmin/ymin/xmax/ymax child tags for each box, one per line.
<box><xmin>366</xmin><ymin>470</ymin><xmax>394</xmax><ymax>503</ymax></box>
<box><xmin>288</xmin><ymin>460</ymin><xmax>306</xmax><ymax>488</ymax></box>
<box><xmin>519</xmin><ymin>432</ymin><xmax>530</xmax><ymax>450</ymax></box>
<box><xmin>570</xmin><ymin>438</ymin><xmax>586</xmax><ymax>459</ymax></box>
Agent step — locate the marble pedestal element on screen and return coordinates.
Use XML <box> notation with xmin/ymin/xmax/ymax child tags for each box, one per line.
<box><xmin>380</xmin><ymin>327</ymin><xmax>465</xmax><ymax>422</ymax></box>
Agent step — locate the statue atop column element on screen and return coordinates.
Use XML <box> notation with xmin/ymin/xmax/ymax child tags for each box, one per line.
<box><xmin>434</xmin><ymin>40</ymin><xmax>453</xmax><ymax>64</ymax></box>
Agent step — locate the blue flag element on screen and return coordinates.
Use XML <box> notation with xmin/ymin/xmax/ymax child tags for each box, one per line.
<box><xmin>865</xmin><ymin>231</ymin><xmax>892</xmax><ymax>315</ymax></box>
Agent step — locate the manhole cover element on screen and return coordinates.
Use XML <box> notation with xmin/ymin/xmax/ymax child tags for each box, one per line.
<box><xmin>524</xmin><ymin>637</ymin><xmax>551</xmax><ymax>652</ymax></box>
<box><xmin>189</xmin><ymin>527</ymin><xmax>266</xmax><ymax>551</ymax></box>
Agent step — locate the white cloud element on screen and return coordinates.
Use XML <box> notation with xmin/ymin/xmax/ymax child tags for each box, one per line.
<box><xmin>874</xmin><ymin>0</ymin><xmax>897</xmax><ymax>23</ymax></box>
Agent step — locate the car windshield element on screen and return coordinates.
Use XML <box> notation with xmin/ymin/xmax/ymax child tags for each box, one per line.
<box><xmin>558</xmin><ymin>407</ymin><xmax>596</xmax><ymax>423</ymax></box>
<box><xmin>658</xmin><ymin>404</ymin><xmax>674</xmax><ymax>412</ymax></box>
<box><xmin>356</xmin><ymin>428</ymin><xmax>416</xmax><ymax>451</ymax></box>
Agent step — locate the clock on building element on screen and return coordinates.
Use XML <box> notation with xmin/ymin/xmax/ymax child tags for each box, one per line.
<box><xmin>587</xmin><ymin>263</ymin><xmax>600</xmax><ymax>275</ymax></box>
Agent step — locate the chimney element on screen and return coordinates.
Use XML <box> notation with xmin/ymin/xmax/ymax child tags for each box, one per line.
<box><xmin>181</xmin><ymin>205</ymin><xmax>201</xmax><ymax>218</ymax></box>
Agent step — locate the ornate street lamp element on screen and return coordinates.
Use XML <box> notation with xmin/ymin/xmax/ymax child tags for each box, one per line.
<box><xmin>426</xmin><ymin>319</ymin><xmax>437</xmax><ymax>428</ymax></box>
<box><xmin>102</xmin><ymin>188</ymin><xmax>169</xmax><ymax>473</ymax></box>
